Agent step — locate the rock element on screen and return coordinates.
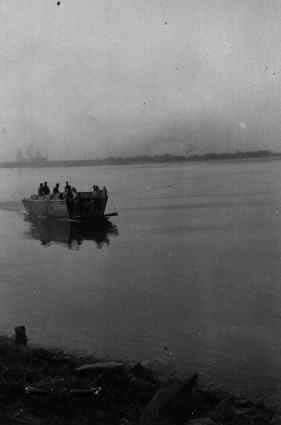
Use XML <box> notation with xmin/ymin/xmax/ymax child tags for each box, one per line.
<box><xmin>236</xmin><ymin>397</ymin><xmax>252</xmax><ymax>407</ymax></box>
<box><xmin>0</xmin><ymin>383</ymin><xmax>25</xmax><ymax>397</ymax></box>
<box><xmin>140</xmin><ymin>382</ymin><xmax>184</xmax><ymax>425</ymax></box>
<box><xmin>187</xmin><ymin>418</ymin><xmax>217</xmax><ymax>425</ymax></box>
<box><xmin>209</xmin><ymin>398</ymin><xmax>235</xmax><ymax>422</ymax></box>
<box><xmin>231</xmin><ymin>405</ymin><xmax>256</xmax><ymax>417</ymax></box>
<box><xmin>120</xmin><ymin>418</ymin><xmax>132</xmax><ymax>425</ymax></box>
<box><xmin>76</xmin><ymin>361</ymin><xmax>124</xmax><ymax>373</ymax></box>
<box><xmin>0</xmin><ymin>415</ymin><xmax>35</xmax><ymax>425</ymax></box>
<box><xmin>271</xmin><ymin>415</ymin><xmax>281</xmax><ymax>425</ymax></box>
<box><xmin>95</xmin><ymin>410</ymin><xmax>107</xmax><ymax>419</ymax></box>
<box><xmin>181</xmin><ymin>374</ymin><xmax>199</xmax><ymax>392</ymax></box>
<box><xmin>25</xmin><ymin>383</ymin><xmax>103</xmax><ymax>400</ymax></box>
<box><xmin>12</xmin><ymin>414</ymin><xmax>43</xmax><ymax>425</ymax></box>
<box><xmin>140</xmin><ymin>374</ymin><xmax>198</xmax><ymax>425</ymax></box>
<box><xmin>130</xmin><ymin>376</ymin><xmax>157</xmax><ymax>393</ymax></box>
<box><xmin>129</xmin><ymin>376</ymin><xmax>157</xmax><ymax>403</ymax></box>
<box><xmin>69</xmin><ymin>386</ymin><xmax>102</xmax><ymax>397</ymax></box>
<box><xmin>25</xmin><ymin>385</ymin><xmax>50</xmax><ymax>396</ymax></box>
<box><xmin>130</xmin><ymin>363</ymin><xmax>157</xmax><ymax>383</ymax></box>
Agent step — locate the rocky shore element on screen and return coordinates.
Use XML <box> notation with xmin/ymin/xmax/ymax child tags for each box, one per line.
<box><xmin>0</xmin><ymin>332</ymin><xmax>278</xmax><ymax>425</ymax></box>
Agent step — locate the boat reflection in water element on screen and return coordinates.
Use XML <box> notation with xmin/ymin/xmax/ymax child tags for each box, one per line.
<box><xmin>24</xmin><ymin>214</ymin><xmax>119</xmax><ymax>250</ymax></box>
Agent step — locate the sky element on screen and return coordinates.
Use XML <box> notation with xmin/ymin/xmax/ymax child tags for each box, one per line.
<box><xmin>0</xmin><ymin>0</ymin><xmax>281</xmax><ymax>160</ymax></box>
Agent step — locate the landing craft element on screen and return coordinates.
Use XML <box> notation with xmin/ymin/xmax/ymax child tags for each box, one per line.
<box><xmin>22</xmin><ymin>187</ymin><xmax>118</xmax><ymax>223</ymax></box>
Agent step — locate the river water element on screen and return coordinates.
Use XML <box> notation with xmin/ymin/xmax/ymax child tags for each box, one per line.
<box><xmin>0</xmin><ymin>160</ymin><xmax>281</xmax><ymax>405</ymax></box>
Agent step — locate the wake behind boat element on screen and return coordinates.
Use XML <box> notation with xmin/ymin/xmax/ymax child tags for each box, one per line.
<box><xmin>22</xmin><ymin>182</ymin><xmax>118</xmax><ymax>222</ymax></box>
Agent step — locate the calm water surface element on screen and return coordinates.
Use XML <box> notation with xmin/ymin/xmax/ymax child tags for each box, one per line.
<box><xmin>0</xmin><ymin>161</ymin><xmax>281</xmax><ymax>405</ymax></box>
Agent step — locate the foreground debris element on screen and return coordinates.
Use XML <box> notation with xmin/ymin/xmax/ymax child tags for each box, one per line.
<box><xmin>0</xmin><ymin>336</ymin><xmax>276</xmax><ymax>424</ymax></box>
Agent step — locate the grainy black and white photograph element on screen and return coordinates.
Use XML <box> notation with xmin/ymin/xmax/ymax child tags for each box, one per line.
<box><xmin>0</xmin><ymin>1</ymin><xmax>281</xmax><ymax>424</ymax></box>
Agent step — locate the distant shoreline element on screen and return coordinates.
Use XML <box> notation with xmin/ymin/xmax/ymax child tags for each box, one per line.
<box><xmin>1</xmin><ymin>150</ymin><xmax>281</xmax><ymax>169</ymax></box>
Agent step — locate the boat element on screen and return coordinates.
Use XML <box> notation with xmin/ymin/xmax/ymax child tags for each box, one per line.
<box><xmin>22</xmin><ymin>187</ymin><xmax>118</xmax><ymax>221</ymax></box>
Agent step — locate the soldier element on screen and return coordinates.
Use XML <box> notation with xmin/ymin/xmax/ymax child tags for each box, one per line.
<box><xmin>43</xmin><ymin>181</ymin><xmax>50</xmax><ymax>196</ymax></box>
<box><xmin>38</xmin><ymin>183</ymin><xmax>44</xmax><ymax>197</ymax></box>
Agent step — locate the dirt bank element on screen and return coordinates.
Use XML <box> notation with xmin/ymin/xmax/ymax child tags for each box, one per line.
<box><xmin>0</xmin><ymin>335</ymin><xmax>276</xmax><ymax>425</ymax></box>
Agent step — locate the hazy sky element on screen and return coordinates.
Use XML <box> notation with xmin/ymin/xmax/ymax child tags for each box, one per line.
<box><xmin>1</xmin><ymin>0</ymin><xmax>281</xmax><ymax>159</ymax></box>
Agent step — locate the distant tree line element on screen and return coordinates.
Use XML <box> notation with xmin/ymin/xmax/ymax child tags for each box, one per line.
<box><xmin>187</xmin><ymin>150</ymin><xmax>274</xmax><ymax>161</ymax></box>
<box><xmin>0</xmin><ymin>149</ymin><xmax>280</xmax><ymax>168</ymax></box>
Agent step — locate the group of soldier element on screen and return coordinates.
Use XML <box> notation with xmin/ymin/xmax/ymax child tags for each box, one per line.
<box><xmin>37</xmin><ymin>182</ymin><xmax>107</xmax><ymax>200</ymax></box>
<box><xmin>37</xmin><ymin>181</ymin><xmax>75</xmax><ymax>199</ymax></box>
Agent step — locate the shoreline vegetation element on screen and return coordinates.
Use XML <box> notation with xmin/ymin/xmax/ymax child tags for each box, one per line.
<box><xmin>2</xmin><ymin>150</ymin><xmax>281</xmax><ymax>169</ymax></box>
<box><xmin>0</xmin><ymin>329</ymin><xmax>278</xmax><ymax>425</ymax></box>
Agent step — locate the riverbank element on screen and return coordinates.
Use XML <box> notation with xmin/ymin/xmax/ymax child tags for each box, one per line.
<box><xmin>0</xmin><ymin>333</ymin><xmax>277</xmax><ymax>425</ymax></box>
<box><xmin>2</xmin><ymin>150</ymin><xmax>281</xmax><ymax>169</ymax></box>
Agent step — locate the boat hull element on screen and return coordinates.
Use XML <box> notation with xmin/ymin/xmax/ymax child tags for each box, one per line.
<box><xmin>22</xmin><ymin>188</ymin><xmax>112</xmax><ymax>221</ymax></box>
<box><xmin>23</xmin><ymin>199</ymin><xmax>68</xmax><ymax>218</ymax></box>
<box><xmin>22</xmin><ymin>198</ymin><xmax>111</xmax><ymax>221</ymax></box>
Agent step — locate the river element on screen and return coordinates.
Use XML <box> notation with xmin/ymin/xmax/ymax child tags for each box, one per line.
<box><xmin>0</xmin><ymin>160</ymin><xmax>281</xmax><ymax>405</ymax></box>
